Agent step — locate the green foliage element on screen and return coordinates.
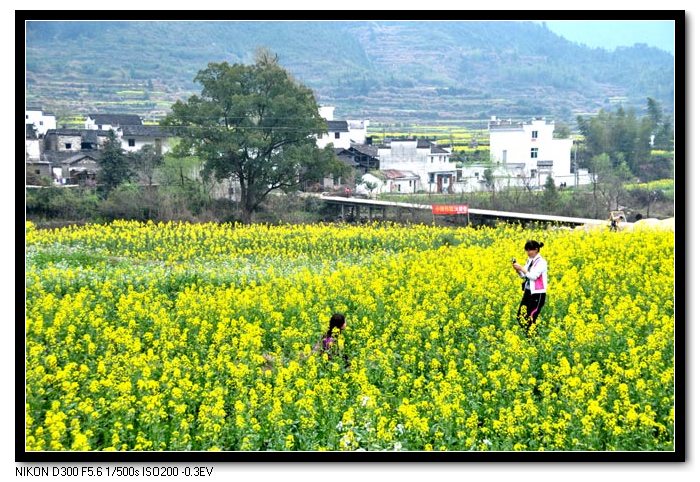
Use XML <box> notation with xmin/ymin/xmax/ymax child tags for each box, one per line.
<box><xmin>553</xmin><ymin>123</ymin><xmax>571</xmax><ymax>139</ymax></box>
<box><xmin>26</xmin><ymin>187</ymin><xmax>100</xmax><ymax>220</ymax></box>
<box><xmin>162</xmin><ymin>51</ymin><xmax>348</xmax><ymax>221</ymax></box>
<box><xmin>542</xmin><ymin>175</ymin><xmax>560</xmax><ymax>211</ymax></box>
<box><xmin>130</xmin><ymin>144</ymin><xmax>164</xmax><ymax>186</ymax></box>
<box><xmin>98</xmin><ymin>183</ymin><xmax>155</xmax><ymax>221</ymax></box>
<box><xmin>576</xmin><ymin>99</ymin><xmax>673</xmax><ymax>180</ymax></box>
<box><xmin>96</xmin><ymin>131</ymin><xmax>134</xmax><ymax>195</ymax></box>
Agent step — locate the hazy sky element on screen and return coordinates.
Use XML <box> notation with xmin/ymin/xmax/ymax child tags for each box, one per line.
<box><xmin>543</xmin><ymin>20</ymin><xmax>676</xmax><ymax>54</ymax></box>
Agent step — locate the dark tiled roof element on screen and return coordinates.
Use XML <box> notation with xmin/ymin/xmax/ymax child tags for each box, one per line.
<box><xmin>46</xmin><ymin>129</ymin><xmax>110</xmax><ymax>137</ymax></box>
<box><xmin>42</xmin><ymin>150</ymin><xmax>102</xmax><ymax>165</ymax></box>
<box><xmin>326</xmin><ymin>120</ymin><xmax>348</xmax><ymax>132</ymax></box>
<box><xmin>338</xmin><ymin>157</ymin><xmax>357</xmax><ymax>167</ymax></box>
<box><xmin>64</xmin><ymin>153</ymin><xmax>100</xmax><ymax>165</ymax></box>
<box><xmin>88</xmin><ymin>114</ymin><xmax>142</xmax><ymax>126</ymax></box>
<box><xmin>120</xmin><ymin>125</ymin><xmax>167</xmax><ymax>137</ymax></box>
<box><xmin>45</xmin><ymin>129</ymin><xmax>84</xmax><ymax>137</ymax></box>
<box><xmin>349</xmin><ymin>143</ymin><xmax>379</xmax><ymax>158</ymax></box>
<box><xmin>431</xmin><ymin>145</ymin><xmax>450</xmax><ymax>154</ymax></box>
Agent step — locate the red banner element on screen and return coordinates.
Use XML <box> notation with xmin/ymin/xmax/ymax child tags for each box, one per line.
<box><xmin>431</xmin><ymin>204</ymin><xmax>469</xmax><ymax>215</ymax></box>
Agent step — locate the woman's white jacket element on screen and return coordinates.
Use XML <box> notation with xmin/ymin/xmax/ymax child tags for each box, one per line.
<box><xmin>519</xmin><ymin>254</ymin><xmax>548</xmax><ymax>294</ymax></box>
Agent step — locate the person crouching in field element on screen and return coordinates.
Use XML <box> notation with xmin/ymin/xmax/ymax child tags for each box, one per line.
<box><xmin>314</xmin><ymin>313</ymin><xmax>349</xmax><ymax>366</ymax></box>
<box><xmin>512</xmin><ymin>240</ymin><xmax>548</xmax><ymax>336</ymax></box>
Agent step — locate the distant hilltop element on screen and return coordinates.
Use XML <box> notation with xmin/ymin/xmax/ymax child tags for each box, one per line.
<box><xmin>26</xmin><ymin>20</ymin><xmax>675</xmax><ymax>123</ymax></box>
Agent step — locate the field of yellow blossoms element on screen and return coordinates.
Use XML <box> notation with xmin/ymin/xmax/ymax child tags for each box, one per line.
<box><xmin>25</xmin><ymin>220</ymin><xmax>675</xmax><ymax>451</ymax></box>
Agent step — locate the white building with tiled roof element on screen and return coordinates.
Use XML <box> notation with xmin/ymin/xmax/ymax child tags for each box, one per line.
<box><xmin>488</xmin><ymin>117</ymin><xmax>576</xmax><ymax>187</ymax></box>
<box><xmin>85</xmin><ymin>113</ymin><xmax>142</xmax><ymax>131</ymax></box>
<box><xmin>25</xmin><ymin>106</ymin><xmax>56</xmax><ymax>136</ymax></box>
<box><xmin>377</xmin><ymin>138</ymin><xmax>456</xmax><ymax>193</ymax></box>
<box><xmin>316</xmin><ymin>106</ymin><xmax>369</xmax><ymax>149</ymax></box>
<box><xmin>358</xmin><ymin>169</ymin><xmax>420</xmax><ymax>195</ymax></box>
<box><xmin>119</xmin><ymin>124</ymin><xmax>171</xmax><ymax>154</ymax></box>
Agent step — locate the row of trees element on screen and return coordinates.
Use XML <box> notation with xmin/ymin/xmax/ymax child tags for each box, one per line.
<box><xmin>576</xmin><ymin>98</ymin><xmax>674</xmax><ymax>181</ymax></box>
<box><xmin>574</xmin><ymin>98</ymin><xmax>674</xmax><ymax>219</ymax></box>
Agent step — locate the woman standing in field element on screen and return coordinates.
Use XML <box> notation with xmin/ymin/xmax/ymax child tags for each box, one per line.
<box><xmin>512</xmin><ymin>240</ymin><xmax>548</xmax><ymax>335</ymax></box>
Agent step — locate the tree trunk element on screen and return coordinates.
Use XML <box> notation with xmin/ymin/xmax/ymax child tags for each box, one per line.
<box><xmin>239</xmin><ymin>178</ymin><xmax>252</xmax><ymax>223</ymax></box>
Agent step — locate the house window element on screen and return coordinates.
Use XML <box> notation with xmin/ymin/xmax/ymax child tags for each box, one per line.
<box><xmin>532</xmin><ymin>131</ymin><xmax>538</xmax><ymax>140</ymax></box>
<box><xmin>26</xmin><ymin>115</ymin><xmax>29</xmax><ymax>119</ymax></box>
<box><xmin>35</xmin><ymin>169</ymin><xmax>40</xmax><ymax>175</ymax></box>
<box><xmin>531</xmin><ymin>169</ymin><xmax>537</xmax><ymax>178</ymax></box>
<box><xmin>39</xmin><ymin>121</ymin><xmax>44</xmax><ymax>126</ymax></box>
<box><xmin>65</xmin><ymin>143</ymin><xmax>72</xmax><ymax>149</ymax></box>
<box><xmin>429</xmin><ymin>173</ymin><xmax>435</xmax><ymax>183</ymax></box>
<box><xmin>409</xmin><ymin>180</ymin><xmax>412</xmax><ymax>187</ymax></box>
<box><xmin>530</xmin><ymin>148</ymin><xmax>538</xmax><ymax>159</ymax></box>
<box><xmin>397</xmin><ymin>184</ymin><xmax>401</xmax><ymax>192</ymax></box>
<box><xmin>317</xmin><ymin>133</ymin><xmax>323</xmax><ymax>139</ymax></box>
<box><xmin>128</xmin><ymin>139</ymin><xmax>136</xmax><ymax>147</ymax></box>
<box><xmin>98</xmin><ymin>125</ymin><xmax>103</xmax><ymax>130</ymax></box>
<box><xmin>475</xmin><ymin>172</ymin><xmax>479</xmax><ymax>178</ymax></box>
<box><xmin>502</xmin><ymin>150</ymin><xmax>507</xmax><ymax>162</ymax></box>
<box><xmin>334</xmin><ymin>132</ymin><xmax>340</xmax><ymax>139</ymax></box>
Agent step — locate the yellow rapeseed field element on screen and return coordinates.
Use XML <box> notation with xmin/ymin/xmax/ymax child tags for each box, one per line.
<box><xmin>25</xmin><ymin>220</ymin><xmax>675</xmax><ymax>451</ymax></box>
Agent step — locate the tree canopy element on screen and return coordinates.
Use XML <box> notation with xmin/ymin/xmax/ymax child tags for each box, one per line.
<box><xmin>96</xmin><ymin>130</ymin><xmax>133</xmax><ymax>194</ymax></box>
<box><xmin>162</xmin><ymin>50</ymin><xmax>348</xmax><ymax>221</ymax></box>
<box><xmin>576</xmin><ymin>97</ymin><xmax>674</xmax><ymax>180</ymax></box>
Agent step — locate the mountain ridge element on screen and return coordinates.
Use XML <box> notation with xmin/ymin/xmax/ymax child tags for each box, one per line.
<box><xmin>25</xmin><ymin>20</ymin><xmax>675</xmax><ymax>125</ymax></box>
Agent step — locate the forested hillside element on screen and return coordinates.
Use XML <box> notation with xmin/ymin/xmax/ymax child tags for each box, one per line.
<box><xmin>25</xmin><ymin>20</ymin><xmax>674</xmax><ymax>124</ymax></box>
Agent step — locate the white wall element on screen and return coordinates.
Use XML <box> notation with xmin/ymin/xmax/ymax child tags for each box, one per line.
<box><xmin>25</xmin><ymin>110</ymin><xmax>56</xmax><ymax>136</ymax></box>
<box><xmin>317</xmin><ymin>130</ymin><xmax>352</xmax><ymax>150</ymax></box>
<box><xmin>85</xmin><ymin>118</ymin><xmax>116</xmax><ymax>131</ymax></box>
<box><xmin>25</xmin><ymin>139</ymin><xmax>41</xmax><ymax>160</ymax></box>
<box><xmin>489</xmin><ymin>119</ymin><xmax>572</xmax><ymax>186</ymax></box>
<box><xmin>319</xmin><ymin>106</ymin><xmax>335</xmax><ymax>121</ymax></box>
<box><xmin>120</xmin><ymin>137</ymin><xmax>171</xmax><ymax>155</ymax></box>
<box><xmin>347</xmin><ymin>120</ymin><xmax>369</xmax><ymax>144</ymax></box>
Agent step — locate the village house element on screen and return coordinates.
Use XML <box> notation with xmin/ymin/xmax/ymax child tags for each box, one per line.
<box><xmin>376</xmin><ymin>138</ymin><xmax>456</xmax><ymax>194</ymax></box>
<box><xmin>25</xmin><ymin>106</ymin><xmax>56</xmax><ymax>137</ymax></box>
<box><xmin>484</xmin><ymin>117</ymin><xmax>586</xmax><ymax>190</ymax></box>
<box><xmin>316</xmin><ymin>105</ymin><xmax>370</xmax><ymax>150</ymax></box>
<box><xmin>26</xmin><ymin>125</ymin><xmax>51</xmax><ymax>184</ymax></box>
<box><xmin>58</xmin><ymin>153</ymin><xmax>101</xmax><ymax>185</ymax></box>
<box><xmin>312</xmin><ymin>106</ymin><xmax>374</xmax><ymax>189</ymax></box>
<box><xmin>25</xmin><ymin>109</ymin><xmax>176</xmax><ymax>185</ymax></box>
<box><xmin>25</xmin><ymin>125</ymin><xmax>41</xmax><ymax>161</ymax></box>
<box><xmin>85</xmin><ymin>113</ymin><xmax>172</xmax><ymax>154</ymax></box>
<box><xmin>358</xmin><ymin>169</ymin><xmax>420</xmax><ymax>196</ymax></box>
<box><xmin>119</xmin><ymin>124</ymin><xmax>170</xmax><ymax>155</ymax></box>
<box><xmin>85</xmin><ymin>113</ymin><xmax>143</xmax><ymax>131</ymax></box>
<box><xmin>334</xmin><ymin>144</ymin><xmax>380</xmax><ymax>174</ymax></box>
